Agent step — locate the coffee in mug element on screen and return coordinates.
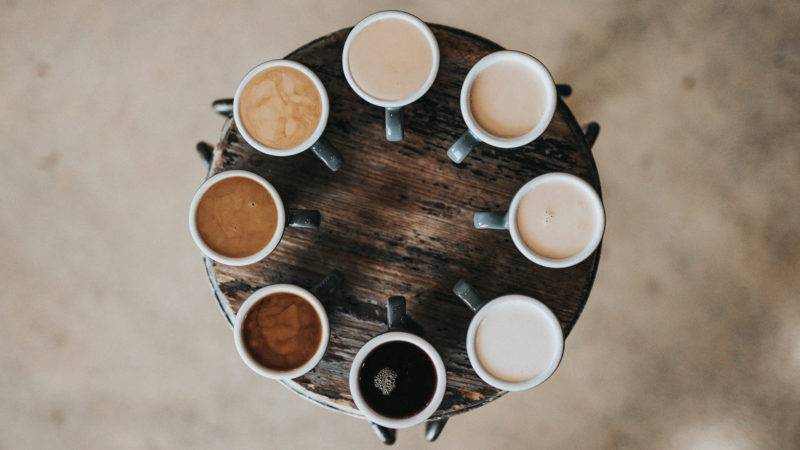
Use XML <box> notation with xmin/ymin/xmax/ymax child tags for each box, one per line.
<box><xmin>189</xmin><ymin>170</ymin><xmax>321</xmax><ymax>266</ymax></box>
<box><xmin>233</xmin><ymin>60</ymin><xmax>343</xmax><ymax>171</ymax></box>
<box><xmin>357</xmin><ymin>340</ymin><xmax>438</xmax><ymax>419</ymax></box>
<box><xmin>194</xmin><ymin>175</ymin><xmax>278</xmax><ymax>258</ymax></box>
<box><xmin>238</xmin><ymin>66</ymin><xmax>322</xmax><ymax>150</ymax></box>
<box><xmin>349</xmin><ymin>296</ymin><xmax>447</xmax><ymax>429</ymax></box>
<box><xmin>474</xmin><ymin>172</ymin><xmax>604</xmax><ymax>268</ymax></box>
<box><xmin>241</xmin><ymin>291</ymin><xmax>323</xmax><ymax>372</ymax></box>
<box><xmin>453</xmin><ymin>280</ymin><xmax>564</xmax><ymax>391</ymax></box>
<box><xmin>516</xmin><ymin>175</ymin><xmax>599</xmax><ymax>259</ymax></box>
<box><xmin>447</xmin><ymin>51</ymin><xmax>557</xmax><ymax>163</ymax></box>
<box><xmin>234</xmin><ymin>276</ymin><xmax>340</xmax><ymax>380</ymax></box>
<box><xmin>342</xmin><ymin>11</ymin><xmax>439</xmax><ymax>141</ymax></box>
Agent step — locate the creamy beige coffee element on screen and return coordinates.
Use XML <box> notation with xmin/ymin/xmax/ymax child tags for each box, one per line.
<box><xmin>516</xmin><ymin>178</ymin><xmax>596</xmax><ymax>259</ymax></box>
<box><xmin>469</xmin><ymin>60</ymin><xmax>548</xmax><ymax>138</ymax></box>
<box><xmin>239</xmin><ymin>66</ymin><xmax>322</xmax><ymax>150</ymax></box>
<box><xmin>348</xmin><ymin>18</ymin><xmax>433</xmax><ymax>101</ymax></box>
<box><xmin>196</xmin><ymin>176</ymin><xmax>278</xmax><ymax>258</ymax></box>
<box><xmin>475</xmin><ymin>300</ymin><xmax>560</xmax><ymax>383</ymax></box>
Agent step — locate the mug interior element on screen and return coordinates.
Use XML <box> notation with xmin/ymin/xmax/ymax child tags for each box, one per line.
<box><xmin>460</xmin><ymin>50</ymin><xmax>557</xmax><ymax>149</ymax></box>
<box><xmin>341</xmin><ymin>10</ymin><xmax>440</xmax><ymax>108</ymax></box>
<box><xmin>233</xmin><ymin>59</ymin><xmax>330</xmax><ymax>156</ymax></box>
<box><xmin>233</xmin><ymin>284</ymin><xmax>330</xmax><ymax>380</ymax></box>
<box><xmin>466</xmin><ymin>295</ymin><xmax>564</xmax><ymax>391</ymax></box>
<box><xmin>188</xmin><ymin>170</ymin><xmax>286</xmax><ymax>266</ymax></box>
<box><xmin>508</xmin><ymin>172</ymin><xmax>605</xmax><ymax>268</ymax></box>
<box><xmin>348</xmin><ymin>331</ymin><xmax>446</xmax><ymax>428</ymax></box>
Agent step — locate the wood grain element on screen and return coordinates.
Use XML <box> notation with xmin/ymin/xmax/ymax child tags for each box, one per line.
<box><xmin>202</xmin><ymin>24</ymin><xmax>602</xmax><ymax>420</ymax></box>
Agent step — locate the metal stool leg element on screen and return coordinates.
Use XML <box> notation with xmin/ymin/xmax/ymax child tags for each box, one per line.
<box><xmin>556</xmin><ymin>84</ymin><xmax>572</xmax><ymax>97</ymax></box>
<box><xmin>370</xmin><ymin>423</ymin><xmax>396</xmax><ymax>445</ymax></box>
<box><xmin>582</xmin><ymin>122</ymin><xmax>600</xmax><ymax>149</ymax></box>
<box><xmin>212</xmin><ymin>98</ymin><xmax>234</xmax><ymax>117</ymax></box>
<box><xmin>425</xmin><ymin>418</ymin><xmax>448</xmax><ymax>442</ymax></box>
<box><xmin>196</xmin><ymin>141</ymin><xmax>213</xmax><ymax>165</ymax></box>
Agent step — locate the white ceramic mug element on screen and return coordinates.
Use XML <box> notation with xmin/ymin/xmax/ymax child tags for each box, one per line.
<box><xmin>447</xmin><ymin>50</ymin><xmax>557</xmax><ymax>164</ymax></box>
<box><xmin>349</xmin><ymin>296</ymin><xmax>447</xmax><ymax>430</ymax></box>
<box><xmin>233</xmin><ymin>279</ymin><xmax>334</xmax><ymax>380</ymax></box>
<box><xmin>473</xmin><ymin>172</ymin><xmax>605</xmax><ymax>268</ymax></box>
<box><xmin>342</xmin><ymin>10</ymin><xmax>440</xmax><ymax>142</ymax></box>
<box><xmin>453</xmin><ymin>280</ymin><xmax>564</xmax><ymax>391</ymax></box>
<box><xmin>188</xmin><ymin>170</ymin><xmax>320</xmax><ymax>266</ymax></box>
<box><xmin>233</xmin><ymin>60</ymin><xmax>343</xmax><ymax>171</ymax></box>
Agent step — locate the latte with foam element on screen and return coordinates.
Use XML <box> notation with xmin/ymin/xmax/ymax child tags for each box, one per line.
<box><xmin>238</xmin><ymin>66</ymin><xmax>322</xmax><ymax>149</ymax></box>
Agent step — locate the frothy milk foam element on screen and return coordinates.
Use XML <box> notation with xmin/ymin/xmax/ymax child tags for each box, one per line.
<box><xmin>516</xmin><ymin>178</ymin><xmax>597</xmax><ymax>260</ymax></box>
<box><xmin>475</xmin><ymin>299</ymin><xmax>559</xmax><ymax>383</ymax></box>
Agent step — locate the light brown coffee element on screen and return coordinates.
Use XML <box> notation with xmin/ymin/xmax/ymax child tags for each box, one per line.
<box><xmin>242</xmin><ymin>292</ymin><xmax>322</xmax><ymax>371</ymax></box>
<box><xmin>469</xmin><ymin>60</ymin><xmax>547</xmax><ymax>138</ymax></box>
<box><xmin>239</xmin><ymin>66</ymin><xmax>322</xmax><ymax>150</ymax></box>
<box><xmin>348</xmin><ymin>18</ymin><xmax>433</xmax><ymax>101</ymax></box>
<box><xmin>195</xmin><ymin>176</ymin><xmax>278</xmax><ymax>258</ymax></box>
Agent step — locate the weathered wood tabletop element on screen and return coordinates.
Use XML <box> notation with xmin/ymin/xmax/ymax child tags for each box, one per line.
<box><xmin>201</xmin><ymin>24</ymin><xmax>602</xmax><ymax>420</ymax></box>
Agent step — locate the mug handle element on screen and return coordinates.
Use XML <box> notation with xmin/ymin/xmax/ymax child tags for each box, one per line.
<box><xmin>387</xmin><ymin>295</ymin><xmax>406</xmax><ymax>331</ymax></box>
<box><xmin>286</xmin><ymin>209</ymin><xmax>321</xmax><ymax>229</ymax></box>
<box><xmin>447</xmin><ymin>130</ymin><xmax>481</xmax><ymax>164</ymax></box>
<box><xmin>385</xmin><ymin>107</ymin><xmax>403</xmax><ymax>142</ymax></box>
<box><xmin>310</xmin><ymin>137</ymin><xmax>344</xmax><ymax>172</ymax></box>
<box><xmin>310</xmin><ymin>270</ymin><xmax>344</xmax><ymax>301</ymax></box>
<box><xmin>453</xmin><ymin>279</ymin><xmax>486</xmax><ymax>312</ymax></box>
<box><xmin>473</xmin><ymin>211</ymin><xmax>509</xmax><ymax>230</ymax></box>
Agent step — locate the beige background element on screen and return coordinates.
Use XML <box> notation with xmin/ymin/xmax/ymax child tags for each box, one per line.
<box><xmin>2</xmin><ymin>0</ymin><xmax>799</xmax><ymax>448</ymax></box>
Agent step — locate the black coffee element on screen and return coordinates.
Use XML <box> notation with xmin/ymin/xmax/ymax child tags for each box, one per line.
<box><xmin>357</xmin><ymin>341</ymin><xmax>437</xmax><ymax>419</ymax></box>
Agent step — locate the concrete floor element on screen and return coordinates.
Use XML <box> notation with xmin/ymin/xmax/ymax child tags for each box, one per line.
<box><xmin>2</xmin><ymin>0</ymin><xmax>799</xmax><ymax>448</ymax></box>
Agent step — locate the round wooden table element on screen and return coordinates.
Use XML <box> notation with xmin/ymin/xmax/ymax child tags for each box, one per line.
<box><xmin>199</xmin><ymin>24</ymin><xmax>602</xmax><ymax>423</ymax></box>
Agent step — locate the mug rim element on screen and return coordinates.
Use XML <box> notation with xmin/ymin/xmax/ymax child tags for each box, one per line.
<box><xmin>508</xmin><ymin>172</ymin><xmax>605</xmax><ymax>268</ymax></box>
<box><xmin>233</xmin><ymin>284</ymin><xmax>330</xmax><ymax>380</ymax></box>
<box><xmin>460</xmin><ymin>50</ymin><xmax>557</xmax><ymax>149</ymax></box>
<box><xmin>348</xmin><ymin>331</ymin><xmax>447</xmax><ymax>428</ymax></box>
<box><xmin>341</xmin><ymin>10</ymin><xmax>440</xmax><ymax>108</ymax></box>
<box><xmin>188</xmin><ymin>170</ymin><xmax>286</xmax><ymax>266</ymax></box>
<box><xmin>466</xmin><ymin>295</ymin><xmax>564</xmax><ymax>391</ymax></box>
<box><xmin>233</xmin><ymin>59</ymin><xmax>330</xmax><ymax>156</ymax></box>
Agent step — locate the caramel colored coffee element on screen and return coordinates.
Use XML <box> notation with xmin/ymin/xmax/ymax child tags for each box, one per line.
<box><xmin>348</xmin><ymin>18</ymin><xmax>433</xmax><ymax>101</ymax></box>
<box><xmin>516</xmin><ymin>179</ymin><xmax>596</xmax><ymax>259</ymax></box>
<box><xmin>239</xmin><ymin>66</ymin><xmax>322</xmax><ymax>150</ymax></box>
<box><xmin>469</xmin><ymin>60</ymin><xmax>547</xmax><ymax>138</ymax></box>
<box><xmin>195</xmin><ymin>177</ymin><xmax>278</xmax><ymax>258</ymax></box>
<box><xmin>242</xmin><ymin>292</ymin><xmax>322</xmax><ymax>371</ymax></box>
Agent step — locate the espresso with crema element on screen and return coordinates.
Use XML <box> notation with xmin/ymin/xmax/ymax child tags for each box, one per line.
<box><xmin>239</xmin><ymin>66</ymin><xmax>322</xmax><ymax>149</ymax></box>
<box><xmin>195</xmin><ymin>176</ymin><xmax>278</xmax><ymax>258</ymax></box>
<box><xmin>348</xmin><ymin>18</ymin><xmax>433</xmax><ymax>101</ymax></box>
<box><xmin>516</xmin><ymin>178</ymin><xmax>596</xmax><ymax>259</ymax></box>
<box><xmin>469</xmin><ymin>60</ymin><xmax>548</xmax><ymax>138</ymax></box>
<box><xmin>242</xmin><ymin>292</ymin><xmax>322</xmax><ymax>371</ymax></box>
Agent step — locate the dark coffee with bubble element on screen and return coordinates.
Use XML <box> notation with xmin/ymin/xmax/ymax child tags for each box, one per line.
<box><xmin>357</xmin><ymin>341</ymin><xmax>437</xmax><ymax>419</ymax></box>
